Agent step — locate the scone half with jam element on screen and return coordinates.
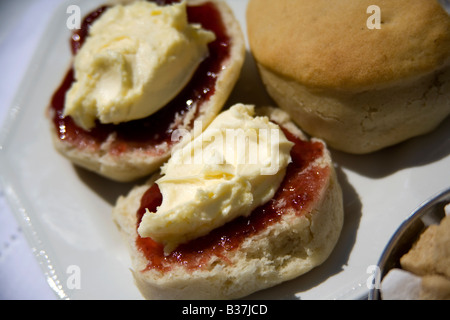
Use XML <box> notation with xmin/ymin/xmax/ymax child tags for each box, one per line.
<box><xmin>113</xmin><ymin>104</ymin><xmax>344</xmax><ymax>299</ymax></box>
<box><xmin>47</xmin><ymin>0</ymin><xmax>245</xmax><ymax>181</ymax></box>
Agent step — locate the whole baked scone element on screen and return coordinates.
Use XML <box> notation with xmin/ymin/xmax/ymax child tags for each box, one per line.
<box><xmin>48</xmin><ymin>0</ymin><xmax>245</xmax><ymax>181</ymax></box>
<box><xmin>113</xmin><ymin>104</ymin><xmax>344</xmax><ymax>299</ymax></box>
<box><xmin>247</xmin><ymin>0</ymin><xmax>450</xmax><ymax>154</ymax></box>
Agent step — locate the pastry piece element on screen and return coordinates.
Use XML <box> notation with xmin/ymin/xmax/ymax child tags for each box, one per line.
<box><xmin>420</xmin><ymin>275</ymin><xmax>450</xmax><ymax>300</ymax></box>
<box><xmin>400</xmin><ymin>215</ymin><xmax>450</xmax><ymax>278</ymax></box>
<box><xmin>247</xmin><ymin>0</ymin><xmax>450</xmax><ymax>154</ymax></box>
<box><xmin>48</xmin><ymin>0</ymin><xmax>245</xmax><ymax>181</ymax></box>
<box><xmin>400</xmin><ymin>224</ymin><xmax>440</xmax><ymax>276</ymax></box>
<box><xmin>433</xmin><ymin>213</ymin><xmax>450</xmax><ymax>279</ymax></box>
<box><xmin>113</xmin><ymin>105</ymin><xmax>344</xmax><ymax>299</ymax></box>
<box><xmin>382</xmin><ymin>212</ymin><xmax>450</xmax><ymax>300</ymax></box>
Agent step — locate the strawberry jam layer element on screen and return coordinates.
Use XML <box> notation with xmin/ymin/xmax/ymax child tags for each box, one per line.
<box><xmin>136</xmin><ymin>128</ymin><xmax>329</xmax><ymax>272</ymax></box>
<box><xmin>50</xmin><ymin>0</ymin><xmax>231</xmax><ymax>155</ymax></box>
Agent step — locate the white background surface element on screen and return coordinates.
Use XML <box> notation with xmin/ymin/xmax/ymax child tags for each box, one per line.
<box><xmin>0</xmin><ymin>0</ymin><xmax>449</xmax><ymax>301</ymax></box>
<box><xmin>0</xmin><ymin>0</ymin><xmax>63</xmax><ymax>299</ymax></box>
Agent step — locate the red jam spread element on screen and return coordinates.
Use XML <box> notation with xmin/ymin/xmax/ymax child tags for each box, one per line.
<box><xmin>49</xmin><ymin>0</ymin><xmax>231</xmax><ymax>155</ymax></box>
<box><xmin>135</xmin><ymin>128</ymin><xmax>329</xmax><ymax>272</ymax></box>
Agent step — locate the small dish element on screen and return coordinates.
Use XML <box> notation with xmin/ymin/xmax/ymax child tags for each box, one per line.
<box><xmin>369</xmin><ymin>187</ymin><xmax>450</xmax><ymax>300</ymax></box>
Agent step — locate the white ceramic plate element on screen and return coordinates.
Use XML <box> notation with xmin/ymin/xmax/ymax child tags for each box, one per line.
<box><xmin>0</xmin><ymin>0</ymin><xmax>449</xmax><ymax>300</ymax></box>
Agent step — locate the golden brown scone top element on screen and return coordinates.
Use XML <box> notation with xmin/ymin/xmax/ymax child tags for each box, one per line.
<box><xmin>247</xmin><ymin>0</ymin><xmax>450</xmax><ymax>91</ymax></box>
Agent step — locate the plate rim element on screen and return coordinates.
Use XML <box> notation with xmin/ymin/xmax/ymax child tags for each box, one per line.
<box><xmin>0</xmin><ymin>0</ymin><xmax>97</xmax><ymax>300</ymax></box>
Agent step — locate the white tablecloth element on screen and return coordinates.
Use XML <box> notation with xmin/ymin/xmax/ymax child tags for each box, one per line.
<box><xmin>0</xmin><ymin>0</ymin><xmax>64</xmax><ymax>300</ymax></box>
